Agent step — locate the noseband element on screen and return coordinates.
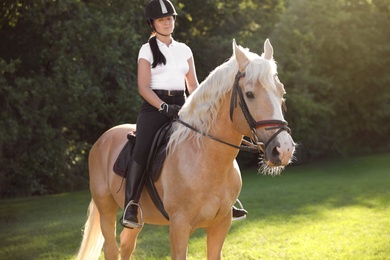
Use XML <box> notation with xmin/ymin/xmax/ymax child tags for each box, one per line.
<box><xmin>229</xmin><ymin>71</ymin><xmax>291</xmax><ymax>152</ymax></box>
<box><xmin>176</xmin><ymin>71</ymin><xmax>291</xmax><ymax>154</ymax></box>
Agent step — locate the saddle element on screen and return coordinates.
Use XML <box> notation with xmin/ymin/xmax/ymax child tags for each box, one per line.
<box><xmin>113</xmin><ymin>122</ymin><xmax>173</xmax><ymax>220</ymax></box>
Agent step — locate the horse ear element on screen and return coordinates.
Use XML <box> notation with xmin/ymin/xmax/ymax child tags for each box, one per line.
<box><xmin>233</xmin><ymin>39</ymin><xmax>248</xmax><ymax>72</ymax></box>
<box><xmin>263</xmin><ymin>38</ymin><xmax>273</xmax><ymax>60</ymax></box>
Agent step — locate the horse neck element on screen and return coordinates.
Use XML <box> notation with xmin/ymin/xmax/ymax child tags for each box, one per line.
<box><xmin>204</xmin><ymin>94</ymin><xmax>243</xmax><ymax>162</ymax></box>
<box><xmin>168</xmin><ymin>92</ymin><xmax>242</xmax><ymax>183</ymax></box>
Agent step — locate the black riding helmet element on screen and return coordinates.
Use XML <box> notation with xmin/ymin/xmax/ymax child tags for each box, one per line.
<box><xmin>145</xmin><ymin>0</ymin><xmax>177</xmax><ymax>25</ymax></box>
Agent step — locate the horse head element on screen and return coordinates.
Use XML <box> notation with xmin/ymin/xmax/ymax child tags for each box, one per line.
<box><xmin>230</xmin><ymin>39</ymin><xmax>295</xmax><ymax>173</ymax></box>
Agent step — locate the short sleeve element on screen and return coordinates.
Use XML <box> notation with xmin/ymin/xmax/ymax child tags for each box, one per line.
<box><xmin>182</xmin><ymin>44</ymin><xmax>193</xmax><ymax>60</ymax></box>
<box><xmin>138</xmin><ymin>43</ymin><xmax>152</xmax><ymax>63</ymax></box>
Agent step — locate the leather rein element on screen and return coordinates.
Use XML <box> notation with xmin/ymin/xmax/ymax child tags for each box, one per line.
<box><xmin>177</xmin><ymin>71</ymin><xmax>291</xmax><ymax>154</ymax></box>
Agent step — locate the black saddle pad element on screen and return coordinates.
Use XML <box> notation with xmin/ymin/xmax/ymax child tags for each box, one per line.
<box><xmin>113</xmin><ymin>132</ymin><xmax>136</xmax><ymax>177</ymax></box>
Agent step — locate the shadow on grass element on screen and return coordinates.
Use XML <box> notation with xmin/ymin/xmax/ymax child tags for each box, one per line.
<box><xmin>0</xmin><ymin>154</ymin><xmax>389</xmax><ymax>259</ymax></box>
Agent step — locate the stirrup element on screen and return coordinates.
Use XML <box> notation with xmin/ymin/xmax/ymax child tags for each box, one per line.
<box><xmin>121</xmin><ymin>200</ymin><xmax>143</xmax><ymax>229</ymax></box>
<box><xmin>232</xmin><ymin>199</ymin><xmax>247</xmax><ymax>221</ymax></box>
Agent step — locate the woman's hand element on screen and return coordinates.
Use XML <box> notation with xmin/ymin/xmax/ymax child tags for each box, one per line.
<box><xmin>159</xmin><ymin>102</ymin><xmax>181</xmax><ymax>119</ymax></box>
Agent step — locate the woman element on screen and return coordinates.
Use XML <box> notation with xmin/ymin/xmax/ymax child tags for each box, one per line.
<box><xmin>121</xmin><ymin>0</ymin><xmax>247</xmax><ymax>229</ymax></box>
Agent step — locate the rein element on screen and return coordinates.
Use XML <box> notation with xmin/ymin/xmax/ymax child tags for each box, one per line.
<box><xmin>178</xmin><ymin>70</ymin><xmax>291</xmax><ymax>154</ymax></box>
<box><xmin>175</xmin><ymin>119</ymin><xmax>258</xmax><ymax>153</ymax></box>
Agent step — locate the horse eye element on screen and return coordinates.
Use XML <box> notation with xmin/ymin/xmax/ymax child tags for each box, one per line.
<box><xmin>246</xmin><ymin>92</ymin><xmax>255</xmax><ymax>99</ymax></box>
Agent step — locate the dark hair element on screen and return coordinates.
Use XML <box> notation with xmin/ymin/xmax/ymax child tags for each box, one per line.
<box><xmin>148</xmin><ymin>35</ymin><xmax>166</xmax><ymax>68</ymax></box>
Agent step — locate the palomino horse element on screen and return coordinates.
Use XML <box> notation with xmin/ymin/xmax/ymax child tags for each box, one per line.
<box><xmin>76</xmin><ymin>39</ymin><xmax>295</xmax><ymax>260</ymax></box>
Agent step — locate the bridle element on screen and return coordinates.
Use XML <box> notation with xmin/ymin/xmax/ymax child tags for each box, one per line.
<box><xmin>229</xmin><ymin>71</ymin><xmax>291</xmax><ymax>152</ymax></box>
<box><xmin>176</xmin><ymin>71</ymin><xmax>291</xmax><ymax>154</ymax></box>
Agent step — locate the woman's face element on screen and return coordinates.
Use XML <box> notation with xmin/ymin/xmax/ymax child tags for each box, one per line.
<box><xmin>153</xmin><ymin>16</ymin><xmax>175</xmax><ymax>35</ymax></box>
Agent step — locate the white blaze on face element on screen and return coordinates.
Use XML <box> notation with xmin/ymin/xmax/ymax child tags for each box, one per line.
<box><xmin>267</xmin><ymin>88</ymin><xmax>295</xmax><ymax>166</ymax></box>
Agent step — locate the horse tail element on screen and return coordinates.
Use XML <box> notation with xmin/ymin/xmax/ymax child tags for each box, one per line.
<box><xmin>76</xmin><ymin>199</ymin><xmax>104</xmax><ymax>260</ymax></box>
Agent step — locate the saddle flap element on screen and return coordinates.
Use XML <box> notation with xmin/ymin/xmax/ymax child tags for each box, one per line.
<box><xmin>146</xmin><ymin>121</ymin><xmax>173</xmax><ymax>182</ymax></box>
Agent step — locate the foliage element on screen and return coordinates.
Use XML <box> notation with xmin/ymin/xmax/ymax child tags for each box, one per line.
<box><xmin>176</xmin><ymin>0</ymin><xmax>286</xmax><ymax>80</ymax></box>
<box><xmin>0</xmin><ymin>0</ymin><xmax>389</xmax><ymax>197</ymax></box>
<box><xmin>272</xmin><ymin>0</ymin><xmax>390</xmax><ymax>158</ymax></box>
<box><xmin>0</xmin><ymin>154</ymin><xmax>389</xmax><ymax>259</ymax></box>
<box><xmin>0</xmin><ymin>0</ymin><xmax>143</xmax><ymax>197</ymax></box>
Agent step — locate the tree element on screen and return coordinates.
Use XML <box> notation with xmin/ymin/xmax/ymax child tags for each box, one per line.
<box><xmin>176</xmin><ymin>0</ymin><xmax>287</xmax><ymax>80</ymax></box>
<box><xmin>272</xmin><ymin>0</ymin><xmax>390</xmax><ymax>158</ymax></box>
<box><xmin>1</xmin><ymin>0</ymin><xmax>389</xmax><ymax>197</ymax></box>
<box><xmin>0</xmin><ymin>0</ymin><xmax>145</xmax><ymax>197</ymax></box>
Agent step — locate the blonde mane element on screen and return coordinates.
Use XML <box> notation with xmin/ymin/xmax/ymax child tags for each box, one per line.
<box><xmin>168</xmin><ymin>45</ymin><xmax>278</xmax><ymax>153</ymax></box>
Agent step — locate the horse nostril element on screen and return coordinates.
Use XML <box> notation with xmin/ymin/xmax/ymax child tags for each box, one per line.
<box><xmin>270</xmin><ymin>146</ymin><xmax>281</xmax><ymax>166</ymax></box>
<box><xmin>272</xmin><ymin>146</ymin><xmax>279</xmax><ymax>158</ymax></box>
<box><xmin>265</xmin><ymin>141</ymin><xmax>282</xmax><ymax>166</ymax></box>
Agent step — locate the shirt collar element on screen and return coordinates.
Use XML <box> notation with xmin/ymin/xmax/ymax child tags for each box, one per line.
<box><xmin>156</xmin><ymin>38</ymin><xmax>177</xmax><ymax>48</ymax></box>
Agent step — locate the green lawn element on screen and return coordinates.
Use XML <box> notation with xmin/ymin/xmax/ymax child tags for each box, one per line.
<box><xmin>1</xmin><ymin>153</ymin><xmax>389</xmax><ymax>259</ymax></box>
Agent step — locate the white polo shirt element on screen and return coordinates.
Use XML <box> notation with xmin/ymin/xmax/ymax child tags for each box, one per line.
<box><xmin>138</xmin><ymin>38</ymin><xmax>192</xmax><ymax>91</ymax></box>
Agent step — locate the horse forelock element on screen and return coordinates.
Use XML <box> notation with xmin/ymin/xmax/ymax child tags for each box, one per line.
<box><xmin>245</xmin><ymin>54</ymin><xmax>278</xmax><ymax>93</ymax></box>
<box><xmin>168</xmin><ymin>47</ymin><xmax>278</xmax><ymax>153</ymax></box>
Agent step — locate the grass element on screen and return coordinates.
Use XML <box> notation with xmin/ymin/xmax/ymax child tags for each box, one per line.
<box><xmin>0</xmin><ymin>153</ymin><xmax>389</xmax><ymax>259</ymax></box>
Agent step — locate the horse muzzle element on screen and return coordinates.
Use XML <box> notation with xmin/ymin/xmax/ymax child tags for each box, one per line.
<box><xmin>263</xmin><ymin>131</ymin><xmax>295</xmax><ymax>166</ymax></box>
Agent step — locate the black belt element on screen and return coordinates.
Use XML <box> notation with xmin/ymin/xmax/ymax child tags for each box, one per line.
<box><xmin>153</xmin><ymin>89</ymin><xmax>185</xmax><ymax>97</ymax></box>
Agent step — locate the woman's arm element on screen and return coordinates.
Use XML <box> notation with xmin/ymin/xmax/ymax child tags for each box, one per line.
<box><xmin>137</xmin><ymin>58</ymin><xmax>164</xmax><ymax>109</ymax></box>
<box><xmin>185</xmin><ymin>56</ymin><xmax>199</xmax><ymax>94</ymax></box>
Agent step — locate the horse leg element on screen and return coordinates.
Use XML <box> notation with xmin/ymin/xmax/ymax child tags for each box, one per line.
<box><xmin>205</xmin><ymin>216</ymin><xmax>232</xmax><ymax>260</ymax></box>
<box><xmin>93</xmin><ymin>194</ymin><xmax>119</xmax><ymax>260</ymax></box>
<box><xmin>120</xmin><ymin>226</ymin><xmax>143</xmax><ymax>260</ymax></box>
<box><xmin>169</xmin><ymin>217</ymin><xmax>192</xmax><ymax>260</ymax></box>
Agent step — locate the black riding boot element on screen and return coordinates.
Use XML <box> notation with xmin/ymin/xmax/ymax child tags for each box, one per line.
<box><xmin>232</xmin><ymin>206</ymin><xmax>248</xmax><ymax>221</ymax></box>
<box><xmin>120</xmin><ymin>159</ymin><xmax>145</xmax><ymax>229</ymax></box>
<box><xmin>232</xmin><ymin>199</ymin><xmax>248</xmax><ymax>221</ymax></box>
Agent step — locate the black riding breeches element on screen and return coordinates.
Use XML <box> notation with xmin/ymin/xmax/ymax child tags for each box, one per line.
<box><xmin>132</xmin><ymin>94</ymin><xmax>185</xmax><ymax>168</ymax></box>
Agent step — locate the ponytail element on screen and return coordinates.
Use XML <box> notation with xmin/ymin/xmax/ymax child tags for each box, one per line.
<box><xmin>148</xmin><ymin>36</ymin><xmax>166</xmax><ymax>68</ymax></box>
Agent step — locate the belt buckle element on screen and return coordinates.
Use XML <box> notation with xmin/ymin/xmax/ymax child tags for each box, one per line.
<box><xmin>167</xmin><ymin>90</ymin><xmax>174</xmax><ymax>96</ymax></box>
